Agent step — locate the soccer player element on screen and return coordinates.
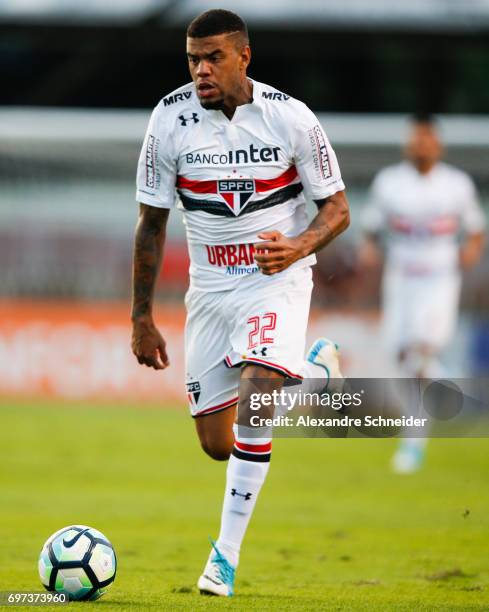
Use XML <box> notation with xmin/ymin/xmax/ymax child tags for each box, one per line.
<box><xmin>131</xmin><ymin>9</ymin><xmax>349</xmax><ymax>596</ymax></box>
<box><xmin>360</xmin><ymin>115</ymin><xmax>486</xmax><ymax>473</ymax></box>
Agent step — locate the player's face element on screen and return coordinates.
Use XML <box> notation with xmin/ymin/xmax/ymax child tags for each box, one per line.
<box><xmin>406</xmin><ymin>124</ymin><xmax>443</xmax><ymax>169</ymax></box>
<box><xmin>186</xmin><ymin>34</ymin><xmax>251</xmax><ymax>110</ymax></box>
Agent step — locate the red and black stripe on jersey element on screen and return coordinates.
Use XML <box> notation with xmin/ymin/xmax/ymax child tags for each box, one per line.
<box><xmin>176</xmin><ymin>166</ymin><xmax>303</xmax><ymax>217</ymax></box>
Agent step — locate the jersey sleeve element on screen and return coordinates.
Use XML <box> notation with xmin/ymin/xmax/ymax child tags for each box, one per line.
<box><xmin>459</xmin><ymin>174</ymin><xmax>486</xmax><ymax>234</ymax></box>
<box><xmin>136</xmin><ymin>104</ymin><xmax>177</xmax><ymax>209</ymax></box>
<box><xmin>292</xmin><ymin>105</ymin><xmax>345</xmax><ymax>201</ymax></box>
<box><xmin>361</xmin><ymin>172</ymin><xmax>389</xmax><ymax>235</ymax></box>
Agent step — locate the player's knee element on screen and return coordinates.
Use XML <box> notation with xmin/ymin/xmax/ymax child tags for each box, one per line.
<box><xmin>200</xmin><ymin>439</ymin><xmax>232</xmax><ymax>461</ymax></box>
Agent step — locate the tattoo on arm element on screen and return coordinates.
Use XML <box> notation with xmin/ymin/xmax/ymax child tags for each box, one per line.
<box><xmin>131</xmin><ymin>205</ymin><xmax>169</xmax><ymax>321</ymax></box>
<box><xmin>306</xmin><ymin>212</ymin><xmax>334</xmax><ymax>252</ymax></box>
<box><xmin>301</xmin><ymin>191</ymin><xmax>350</xmax><ymax>254</ymax></box>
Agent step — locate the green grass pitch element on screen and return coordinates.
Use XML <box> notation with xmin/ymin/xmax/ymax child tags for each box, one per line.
<box><xmin>0</xmin><ymin>399</ymin><xmax>488</xmax><ymax>611</ymax></box>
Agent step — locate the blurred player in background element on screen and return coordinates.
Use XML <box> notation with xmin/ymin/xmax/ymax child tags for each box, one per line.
<box><xmin>360</xmin><ymin>115</ymin><xmax>486</xmax><ymax>473</ymax></box>
<box><xmin>131</xmin><ymin>9</ymin><xmax>349</xmax><ymax>596</ymax></box>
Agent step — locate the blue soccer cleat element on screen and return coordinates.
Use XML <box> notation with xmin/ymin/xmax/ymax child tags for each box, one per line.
<box><xmin>306</xmin><ymin>337</ymin><xmax>344</xmax><ymax>395</ymax></box>
<box><xmin>197</xmin><ymin>539</ymin><xmax>236</xmax><ymax>597</ymax></box>
<box><xmin>391</xmin><ymin>439</ymin><xmax>426</xmax><ymax>474</ymax></box>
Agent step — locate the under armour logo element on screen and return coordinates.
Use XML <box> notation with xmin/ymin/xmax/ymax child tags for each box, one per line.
<box><xmin>252</xmin><ymin>347</ymin><xmax>268</xmax><ymax>357</ymax></box>
<box><xmin>179</xmin><ymin>113</ymin><xmax>199</xmax><ymax>126</ymax></box>
<box><xmin>231</xmin><ymin>489</ymin><xmax>252</xmax><ymax>500</ymax></box>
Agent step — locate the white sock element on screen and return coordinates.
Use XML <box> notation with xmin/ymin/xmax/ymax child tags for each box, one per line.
<box><xmin>214</xmin><ymin>436</ymin><xmax>271</xmax><ymax>568</ymax></box>
<box><xmin>213</xmin><ymin>362</ymin><xmax>328</xmax><ymax>566</ymax></box>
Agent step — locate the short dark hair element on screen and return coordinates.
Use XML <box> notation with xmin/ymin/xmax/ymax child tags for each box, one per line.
<box><xmin>187</xmin><ymin>9</ymin><xmax>248</xmax><ymax>42</ymax></box>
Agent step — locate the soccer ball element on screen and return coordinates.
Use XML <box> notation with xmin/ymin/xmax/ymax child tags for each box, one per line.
<box><xmin>38</xmin><ymin>525</ymin><xmax>117</xmax><ymax>601</ymax></box>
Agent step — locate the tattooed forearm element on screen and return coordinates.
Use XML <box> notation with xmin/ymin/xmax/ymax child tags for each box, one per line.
<box><xmin>297</xmin><ymin>190</ymin><xmax>350</xmax><ymax>256</ymax></box>
<box><xmin>131</xmin><ymin>204</ymin><xmax>169</xmax><ymax>322</ymax></box>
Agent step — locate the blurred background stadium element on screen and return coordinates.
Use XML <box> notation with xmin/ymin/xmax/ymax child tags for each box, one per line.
<box><xmin>1</xmin><ymin>0</ymin><xmax>489</xmax><ymax>401</ymax></box>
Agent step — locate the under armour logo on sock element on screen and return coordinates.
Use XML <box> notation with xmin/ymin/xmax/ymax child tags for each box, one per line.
<box><xmin>179</xmin><ymin>113</ymin><xmax>199</xmax><ymax>126</ymax></box>
<box><xmin>230</xmin><ymin>489</ymin><xmax>252</xmax><ymax>500</ymax></box>
<box><xmin>251</xmin><ymin>347</ymin><xmax>268</xmax><ymax>357</ymax></box>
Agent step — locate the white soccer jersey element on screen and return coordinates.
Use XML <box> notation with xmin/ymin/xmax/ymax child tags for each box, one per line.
<box><xmin>362</xmin><ymin>161</ymin><xmax>485</xmax><ymax>275</ymax></box>
<box><xmin>136</xmin><ymin>79</ymin><xmax>345</xmax><ymax>290</ymax></box>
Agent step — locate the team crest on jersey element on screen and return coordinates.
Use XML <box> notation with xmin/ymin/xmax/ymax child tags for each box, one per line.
<box><xmin>186</xmin><ymin>381</ymin><xmax>201</xmax><ymax>406</ymax></box>
<box><xmin>218</xmin><ymin>179</ymin><xmax>255</xmax><ymax>215</ymax></box>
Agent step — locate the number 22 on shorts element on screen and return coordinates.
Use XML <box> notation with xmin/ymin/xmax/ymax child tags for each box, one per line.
<box><xmin>247</xmin><ymin>313</ymin><xmax>277</xmax><ymax>349</ymax></box>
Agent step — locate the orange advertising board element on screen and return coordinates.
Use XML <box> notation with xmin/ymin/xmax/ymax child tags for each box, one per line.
<box><xmin>0</xmin><ymin>301</ymin><xmax>187</xmax><ymax>401</ymax></box>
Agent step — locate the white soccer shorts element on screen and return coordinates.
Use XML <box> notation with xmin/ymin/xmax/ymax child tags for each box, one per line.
<box><xmin>184</xmin><ymin>266</ymin><xmax>313</xmax><ymax>417</ymax></box>
<box><xmin>382</xmin><ymin>269</ymin><xmax>461</xmax><ymax>354</ymax></box>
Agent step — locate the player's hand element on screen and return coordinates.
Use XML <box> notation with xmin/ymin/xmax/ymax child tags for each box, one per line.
<box><xmin>131</xmin><ymin>317</ymin><xmax>169</xmax><ymax>370</ymax></box>
<box><xmin>254</xmin><ymin>231</ymin><xmax>306</xmax><ymax>275</ymax></box>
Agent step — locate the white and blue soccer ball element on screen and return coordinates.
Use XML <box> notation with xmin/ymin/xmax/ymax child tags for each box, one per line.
<box><xmin>38</xmin><ymin>525</ymin><xmax>117</xmax><ymax>601</ymax></box>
